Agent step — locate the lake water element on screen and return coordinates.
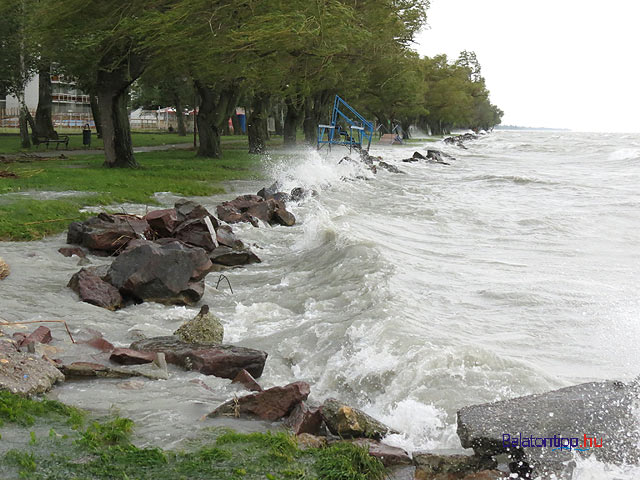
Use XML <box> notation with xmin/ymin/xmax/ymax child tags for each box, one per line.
<box><xmin>1</xmin><ymin>130</ymin><xmax>639</xmax><ymax>478</ymax></box>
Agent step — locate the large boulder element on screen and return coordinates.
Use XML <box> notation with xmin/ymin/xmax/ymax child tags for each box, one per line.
<box><xmin>67</xmin><ymin>213</ymin><xmax>152</xmax><ymax>253</ymax></box>
<box><xmin>0</xmin><ymin>256</ymin><xmax>10</xmax><ymax>280</ymax></box>
<box><xmin>106</xmin><ymin>240</ymin><xmax>212</xmax><ymax>305</ymax></box>
<box><xmin>130</xmin><ymin>336</ymin><xmax>267</xmax><ymax>379</ymax></box>
<box><xmin>216</xmin><ymin>194</ymin><xmax>295</xmax><ymax>227</ymax></box>
<box><xmin>68</xmin><ymin>267</ymin><xmax>123</xmax><ymax>310</ymax></box>
<box><xmin>174</xmin><ymin>305</ymin><xmax>224</xmax><ymax>344</ymax></box>
<box><xmin>457</xmin><ymin>380</ymin><xmax>640</xmax><ymax>478</ymax></box>
<box><xmin>209</xmin><ymin>381</ymin><xmax>310</xmax><ymax>421</ymax></box>
<box><xmin>0</xmin><ymin>346</ymin><xmax>65</xmax><ymax>395</ymax></box>
<box><xmin>321</xmin><ymin>398</ymin><xmax>397</xmax><ymax>440</ymax></box>
<box><xmin>215</xmin><ymin>225</ymin><xmax>245</xmax><ymax>250</ymax></box>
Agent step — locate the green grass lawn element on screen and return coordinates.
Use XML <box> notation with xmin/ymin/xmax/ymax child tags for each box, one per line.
<box><xmin>0</xmin><ymin>149</ymin><xmax>264</xmax><ymax>240</ymax></box>
<box><xmin>0</xmin><ymin>131</ymin><xmax>216</xmax><ymax>154</ymax></box>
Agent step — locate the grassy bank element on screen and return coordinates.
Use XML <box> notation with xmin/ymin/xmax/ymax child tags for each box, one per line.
<box><xmin>0</xmin><ymin>148</ymin><xmax>263</xmax><ymax>241</ymax></box>
<box><xmin>0</xmin><ymin>392</ymin><xmax>384</xmax><ymax>480</ymax></box>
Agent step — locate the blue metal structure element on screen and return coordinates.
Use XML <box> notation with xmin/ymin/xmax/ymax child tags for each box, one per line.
<box><xmin>317</xmin><ymin>96</ymin><xmax>374</xmax><ymax>152</ymax></box>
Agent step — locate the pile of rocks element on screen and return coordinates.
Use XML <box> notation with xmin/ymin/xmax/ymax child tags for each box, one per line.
<box><xmin>65</xmin><ymin>200</ymin><xmax>262</xmax><ymax>309</ymax></box>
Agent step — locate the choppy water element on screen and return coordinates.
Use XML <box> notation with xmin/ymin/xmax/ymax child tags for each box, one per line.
<box><xmin>1</xmin><ymin>130</ymin><xmax>640</xmax><ymax>478</ymax></box>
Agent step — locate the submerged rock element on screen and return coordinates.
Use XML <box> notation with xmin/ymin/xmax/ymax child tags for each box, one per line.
<box><xmin>457</xmin><ymin>380</ymin><xmax>640</xmax><ymax>477</ymax></box>
<box><xmin>0</xmin><ymin>347</ymin><xmax>65</xmax><ymax>395</ymax></box>
<box><xmin>58</xmin><ymin>246</ymin><xmax>87</xmax><ymax>258</ymax></box>
<box><xmin>68</xmin><ymin>267</ymin><xmax>123</xmax><ymax>310</ymax></box>
<box><xmin>0</xmin><ymin>256</ymin><xmax>9</xmax><ymax>280</ymax></box>
<box><xmin>106</xmin><ymin>240</ymin><xmax>212</xmax><ymax>306</ymax></box>
<box><xmin>413</xmin><ymin>452</ymin><xmax>497</xmax><ymax>479</ymax></box>
<box><xmin>209</xmin><ymin>381</ymin><xmax>310</xmax><ymax>421</ymax></box>
<box><xmin>174</xmin><ymin>305</ymin><xmax>224</xmax><ymax>345</ymax></box>
<box><xmin>232</xmin><ymin>369</ymin><xmax>263</xmax><ymax>392</ymax></box>
<box><xmin>321</xmin><ymin>398</ymin><xmax>397</xmax><ymax>440</ymax></box>
<box><xmin>67</xmin><ymin>213</ymin><xmax>152</xmax><ymax>254</ymax></box>
<box><xmin>349</xmin><ymin>439</ymin><xmax>412</xmax><ymax>467</ymax></box>
<box><xmin>130</xmin><ymin>336</ymin><xmax>267</xmax><ymax>379</ymax></box>
<box><xmin>209</xmin><ymin>246</ymin><xmax>261</xmax><ymax>267</ymax></box>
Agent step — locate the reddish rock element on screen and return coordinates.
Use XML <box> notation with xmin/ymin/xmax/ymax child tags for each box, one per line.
<box><xmin>175</xmin><ymin>200</ymin><xmax>213</xmax><ymax>222</ymax></box>
<box><xmin>110</xmin><ymin>348</ymin><xmax>156</xmax><ymax>365</ymax></box>
<box><xmin>68</xmin><ymin>268</ymin><xmax>123</xmax><ymax>310</ymax></box>
<box><xmin>58</xmin><ymin>246</ymin><xmax>87</xmax><ymax>258</ymax></box>
<box><xmin>106</xmin><ymin>240</ymin><xmax>213</xmax><ymax>306</ymax></box>
<box><xmin>210</xmin><ymin>247</ymin><xmax>261</xmax><ymax>266</ymax></box>
<box><xmin>144</xmin><ymin>208</ymin><xmax>179</xmax><ymax>237</ymax></box>
<box><xmin>413</xmin><ymin>453</ymin><xmax>497</xmax><ymax>480</ymax></box>
<box><xmin>348</xmin><ymin>439</ymin><xmax>412</xmax><ymax>467</ymax></box>
<box><xmin>216</xmin><ymin>225</ymin><xmax>244</xmax><ymax>249</ymax></box>
<box><xmin>174</xmin><ymin>218</ymin><xmax>218</xmax><ymax>252</ymax></box>
<box><xmin>209</xmin><ymin>381</ymin><xmax>310</xmax><ymax>421</ymax></box>
<box><xmin>130</xmin><ymin>336</ymin><xmax>267</xmax><ymax>379</ymax></box>
<box><xmin>80</xmin><ymin>335</ymin><xmax>115</xmax><ymax>352</ymax></box>
<box><xmin>12</xmin><ymin>332</ymin><xmax>27</xmax><ymax>344</ymax></box>
<box><xmin>216</xmin><ymin>195</ymin><xmax>295</xmax><ymax>227</ymax></box>
<box><xmin>232</xmin><ymin>369</ymin><xmax>262</xmax><ymax>392</ymax></box>
<box><xmin>67</xmin><ymin>213</ymin><xmax>152</xmax><ymax>253</ymax></box>
<box><xmin>19</xmin><ymin>326</ymin><xmax>52</xmax><ymax>347</ymax></box>
<box><xmin>285</xmin><ymin>402</ymin><xmax>324</xmax><ymax>435</ymax></box>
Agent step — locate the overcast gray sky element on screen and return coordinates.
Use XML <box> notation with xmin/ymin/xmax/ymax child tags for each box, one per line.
<box><xmin>414</xmin><ymin>0</ymin><xmax>640</xmax><ymax>132</ymax></box>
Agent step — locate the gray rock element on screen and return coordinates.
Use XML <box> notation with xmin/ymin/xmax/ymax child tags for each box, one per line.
<box><xmin>106</xmin><ymin>239</ymin><xmax>213</xmax><ymax>305</ymax></box>
<box><xmin>457</xmin><ymin>380</ymin><xmax>640</xmax><ymax>477</ymax></box>
<box><xmin>130</xmin><ymin>336</ymin><xmax>267</xmax><ymax>379</ymax></box>
<box><xmin>174</xmin><ymin>305</ymin><xmax>224</xmax><ymax>344</ymax></box>
<box><xmin>0</xmin><ymin>349</ymin><xmax>64</xmax><ymax>395</ymax></box>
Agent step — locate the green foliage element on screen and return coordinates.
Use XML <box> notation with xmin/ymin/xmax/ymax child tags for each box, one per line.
<box><xmin>313</xmin><ymin>442</ymin><xmax>385</xmax><ymax>480</ymax></box>
<box><xmin>0</xmin><ymin>391</ymin><xmax>85</xmax><ymax>429</ymax></box>
<box><xmin>77</xmin><ymin>418</ymin><xmax>135</xmax><ymax>450</ymax></box>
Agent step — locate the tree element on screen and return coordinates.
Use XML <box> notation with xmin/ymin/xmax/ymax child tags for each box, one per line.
<box><xmin>33</xmin><ymin>0</ymin><xmax>158</xmax><ymax>167</ymax></box>
<box><xmin>0</xmin><ymin>0</ymin><xmax>36</xmax><ymax>148</ymax></box>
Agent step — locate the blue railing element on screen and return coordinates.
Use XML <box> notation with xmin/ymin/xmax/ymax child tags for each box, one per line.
<box><xmin>317</xmin><ymin>96</ymin><xmax>374</xmax><ymax>152</ymax></box>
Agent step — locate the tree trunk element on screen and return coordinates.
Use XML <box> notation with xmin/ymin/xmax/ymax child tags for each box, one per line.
<box><xmin>97</xmin><ymin>70</ymin><xmax>137</xmax><ymax>168</ymax></box>
<box><xmin>303</xmin><ymin>91</ymin><xmax>332</xmax><ymax>145</ymax></box>
<box><xmin>34</xmin><ymin>66</ymin><xmax>57</xmax><ymax>139</ymax></box>
<box><xmin>19</xmin><ymin>104</ymin><xmax>30</xmax><ymax>148</ymax></box>
<box><xmin>96</xmin><ymin>52</ymin><xmax>144</xmax><ymax>168</ymax></box>
<box><xmin>247</xmin><ymin>94</ymin><xmax>269</xmax><ymax>154</ymax></box>
<box><xmin>273</xmin><ymin>102</ymin><xmax>284</xmax><ymax>136</ymax></box>
<box><xmin>195</xmin><ymin>81</ymin><xmax>239</xmax><ymax>158</ymax></box>
<box><xmin>98</xmin><ymin>86</ymin><xmax>137</xmax><ymax>168</ymax></box>
<box><xmin>283</xmin><ymin>97</ymin><xmax>303</xmax><ymax>146</ymax></box>
<box><xmin>173</xmin><ymin>90</ymin><xmax>186</xmax><ymax>136</ymax></box>
<box><xmin>89</xmin><ymin>95</ymin><xmax>102</xmax><ymax>138</ymax></box>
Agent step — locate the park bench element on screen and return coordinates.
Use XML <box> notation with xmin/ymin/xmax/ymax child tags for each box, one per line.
<box><xmin>34</xmin><ymin>134</ymin><xmax>70</xmax><ymax>150</ymax></box>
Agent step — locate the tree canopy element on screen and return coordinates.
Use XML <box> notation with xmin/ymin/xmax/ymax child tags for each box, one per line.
<box><xmin>25</xmin><ymin>0</ymin><xmax>501</xmax><ymax>166</ymax></box>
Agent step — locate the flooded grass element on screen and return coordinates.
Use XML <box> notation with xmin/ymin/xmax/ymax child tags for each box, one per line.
<box><xmin>0</xmin><ymin>392</ymin><xmax>385</xmax><ymax>480</ymax></box>
<box><xmin>0</xmin><ymin>149</ymin><xmax>263</xmax><ymax>240</ymax></box>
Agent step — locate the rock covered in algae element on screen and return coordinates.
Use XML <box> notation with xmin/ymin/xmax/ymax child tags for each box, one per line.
<box><xmin>174</xmin><ymin>305</ymin><xmax>224</xmax><ymax>344</ymax></box>
<box><xmin>0</xmin><ymin>256</ymin><xmax>9</xmax><ymax>280</ymax></box>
